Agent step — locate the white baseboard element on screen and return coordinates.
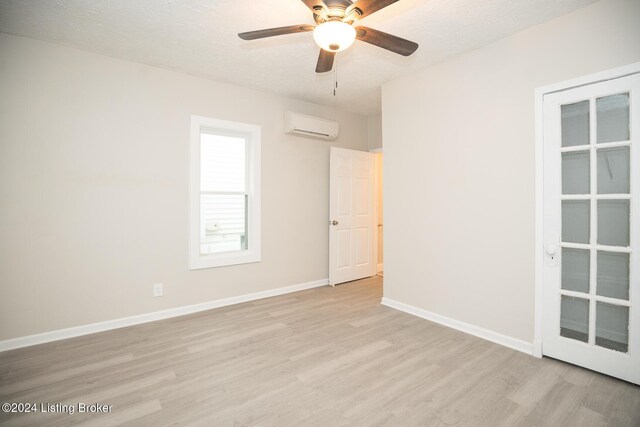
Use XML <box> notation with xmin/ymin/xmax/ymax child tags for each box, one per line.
<box><xmin>0</xmin><ymin>278</ymin><xmax>329</xmax><ymax>353</ymax></box>
<box><xmin>532</xmin><ymin>339</ymin><xmax>543</xmax><ymax>358</ymax></box>
<box><xmin>381</xmin><ymin>297</ymin><xmax>533</xmax><ymax>355</ymax></box>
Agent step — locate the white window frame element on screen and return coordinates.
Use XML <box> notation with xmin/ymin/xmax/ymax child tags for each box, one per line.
<box><xmin>189</xmin><ymin>115</ymin><xmax>261</xmax><ymax>269</ymax></box>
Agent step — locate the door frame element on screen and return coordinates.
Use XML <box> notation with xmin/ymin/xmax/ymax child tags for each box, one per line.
<box><xmin>370</xmin><ymin>147</ymin><xmax>383</xmax><ymax>274</ymax></box>
<box><xmin>533</xmin><ymin>62</ymin><xmax>640</xmax><ymax>358</ymax></box>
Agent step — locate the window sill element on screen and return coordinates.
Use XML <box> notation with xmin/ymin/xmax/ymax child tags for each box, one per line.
<box><xmin>189</xmin><ymin>250</ymin><xmax>261</xmax><ymax>270</ymax></box>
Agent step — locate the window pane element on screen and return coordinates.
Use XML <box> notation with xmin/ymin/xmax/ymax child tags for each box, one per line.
<box><xmin>560</xmin><ymin>296</ymin><xmax>589</xmax><ymax>343</ymax></box>
<box><xmin>561</xmin><ymin>100</ymin><xmax>590</xmax><ymax>147</ymax></box>
<box><xmin>201</xmin><ymin>133</ymin><xmax>246</xmax><ymax>192</ymax></box>
<box><xmin>562</xmin><ymin>248</ymin><xmax>589</xmax><ymax>293</ymax></box>
<box><xmin>597</xmin><ymin>200</ymin><xmax>630</xmax><ymax>247</ymax></box>
<box><xmin>200</xmin><ymin>194</ymin><xmax>247</xmax><ymax>254</ymax></box>
<box><xmin>597</xmin><ymin>93</ymin><xmax>630</xmax><ymax>144</ymax></box>
<box><xmin>597</xmin><ymin>147</ymin><xmax>630</xmax><ymax>194</ymax></box>
<box><xmin>597</xmin><ymin>251</ymin><xmax>629</xmax><ymax>300</ymax></box>
<box><xmin>562</xmin><ymin>200</ymin><xmax>590</xmax><ymax>244</ymax></box>
<box><xmin>562</xmin><ymin>151</ymin><xmax>590</xmax><ymax>194</ymax></box>
<box><xmin>596</xmin><ymin>302</ymin><xmax>629</xmax><ymax>353</ymax></box>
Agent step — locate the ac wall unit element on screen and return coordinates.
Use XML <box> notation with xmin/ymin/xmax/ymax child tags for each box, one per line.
<box><xmin>284</xmin><ymin>111</ymin><xmax>339</xmax><ymax>141</ymax></box>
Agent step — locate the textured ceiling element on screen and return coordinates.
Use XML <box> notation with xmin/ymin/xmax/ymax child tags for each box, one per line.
<box><xmin>0</xmin><ymin>0</ymin><xmax>597</xmax><ymax>115</ymax></box>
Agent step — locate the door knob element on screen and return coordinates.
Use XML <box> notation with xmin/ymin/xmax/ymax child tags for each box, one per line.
<box><xmin>331</xmin><ymin>220</ymin><xmax>339</xmax><ymax>226</ymax></box>
<box><xmin>545</xmin><ymin>243</ymin><xmax>559</xmax><ymax>267</ymax></box>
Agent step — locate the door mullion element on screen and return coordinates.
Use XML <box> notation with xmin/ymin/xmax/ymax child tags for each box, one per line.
<box><xmin>588</xmin><ymin>97</ymin><xmax>598</xmax><ymax>346</ymax></box>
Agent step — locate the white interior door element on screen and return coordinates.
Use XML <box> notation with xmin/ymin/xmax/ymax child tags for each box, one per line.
<box><xmin>542</xmin><ymin>73</ymin><xmax>640</xmax><ymax>384</ymax></box>
<box><xmin>329</xmin><ymin>147</ymin><xmax>376</xmax><ymax>286</ymax></box>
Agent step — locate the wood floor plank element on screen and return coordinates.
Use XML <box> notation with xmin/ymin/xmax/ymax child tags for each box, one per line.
<box><xmin>0</xmin><ymin>276</ymin><xmax>638</xmax><ymax>426</ymax></box>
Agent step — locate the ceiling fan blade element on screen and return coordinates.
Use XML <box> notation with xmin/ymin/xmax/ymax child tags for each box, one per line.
<box><xmin>347</xmin><ymin>0</ymin><xmax>399</xmax><ymax>19</ymax></box>
<box><xmin>238</xmin><ymin>25</ymin><xmax>314</xmax><ymax>40</ymax></box>
<box><xmin>316</xmin><ymin>49</ymin><xmax>336</xmax><ymax>73</ymax></box>
<box><xmin>301</xmin><ymin>0</ymin><xmax>328</xmax><ymax>13</ymax></box>
<box><xmin>355</xmin><ymin>26</ymin><xmax>418</xmax><ymax>56</ymax></box>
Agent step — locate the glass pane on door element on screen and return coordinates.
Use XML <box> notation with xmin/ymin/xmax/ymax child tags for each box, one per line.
<box><xmin>562</xmin><ymin>200</ymin><xmax>590</xmax><ymax>244</ymax></box>
<box><xmin>597</xmin><ymin>147</ymin><xmax>630</xmax><ymax>194</ymax></box>
<box><xmin>562</xmin><ymin>151</ymin><xmax>590</xmax><ymax>194</ymax></box>
<box><xmin>560</xmin><ymin>296</ymin><xmax>589</xmax><ymax>343</ymax></box>
<box><xmin>595</xmin><ymin>302</ymin><xmax>629</xmax><ymax>353</ymax></box>
<box><xmin>562</xmin><ymin>248</ymin><xmax>590</xmax><ymax>293</ymax></box>
<box><xmin>597</xmin><ymin>200</ymin><xmax>630</xmax><ymax>247</ymax></box>
<box><xmin>561</xmin><ymin>100</ymin><xmax>590</xmax><ymax>147</ymax></box>
<box><xmin>597</xmin><ymin>251</ymin><xmax>630</xmax><ymax>300</ymax></box>
<box><xmin>597</xmin><ymin>93</ymin><xmax>630</xmax><ymax>143</ymax></box>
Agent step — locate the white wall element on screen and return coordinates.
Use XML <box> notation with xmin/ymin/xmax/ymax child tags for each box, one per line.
<box><xmin>382</xmin><ymin>0</ymin><xmax>640</xmax><ymax>343</ymax></box>
<box><xmin>367</xmin><ymin>114</ymin><xmax>383</xmax><ymax>151</ymax></box>
<box><xmin>0</xmin><ymin>33</ymin><xmax>369</xmax><ymax>341</ymax></box>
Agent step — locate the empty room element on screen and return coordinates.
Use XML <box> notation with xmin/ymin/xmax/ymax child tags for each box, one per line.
<box><xmin>1</xmin><ymin>0</ymin><xmax>639</xmax><ymax>425</ymax></box>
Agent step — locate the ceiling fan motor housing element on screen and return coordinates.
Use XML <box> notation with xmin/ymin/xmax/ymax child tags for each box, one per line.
<box><xmin>313</xmin><ymin>0</ymin><xmax>363</xmax><ymax>24</ymax></box>
<box><xmin>324</xmin><ymin>0</ymin><xmax>352</xmax><ymax>8</ymax></box>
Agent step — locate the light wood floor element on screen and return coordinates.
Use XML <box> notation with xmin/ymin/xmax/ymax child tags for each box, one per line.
<box><xmin>1</xmin><ymin>276</ymin><xmax>639</xmax><ymax>426</ymax></box>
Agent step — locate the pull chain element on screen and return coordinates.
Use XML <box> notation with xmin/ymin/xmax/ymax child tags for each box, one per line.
<box><xmin>333</xmin><ymin>61</ymin><xmax>338</xmax><ymax>97</ymax></box>
<box><xmin>333</xmin><ymin>67</ymin><xmax>336</xmax><ymax>96</ymax></box>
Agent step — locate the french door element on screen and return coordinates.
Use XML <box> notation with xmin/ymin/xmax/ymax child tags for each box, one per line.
<box><xmin>329</xmin><ymin>147</ymin><xmax>376</xmax><ymax>286</ymax></box>
<box><xmin>542</xmin><ymin>73</ymin><xmax>640</xmax><ymax>384</ymax></box>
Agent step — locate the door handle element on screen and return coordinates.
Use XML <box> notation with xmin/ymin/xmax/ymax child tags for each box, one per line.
<box><xmin>331</xmin><ymin>220</ymin><xmax>339</xmax><ymax>226</ymax></box>
<box><xmin>546</xmin><ymin>244</ymin><xmax>558</xmax><ymax>256</ymax></box>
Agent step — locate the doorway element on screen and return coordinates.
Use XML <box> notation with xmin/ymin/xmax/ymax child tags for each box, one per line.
<box><xmin>328</xmin><ymin>147</ymin><xmax>382</xmax><ymax>286</ymax></box>
<box><xmin>375</xmin><ymin>151</ymin><xmax>383</xmax><ymax>277</ymax></box>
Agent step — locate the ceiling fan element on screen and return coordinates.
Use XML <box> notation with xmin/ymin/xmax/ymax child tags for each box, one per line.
<box><xmin>238</xmin><ymin>0</ymin><xmax>418</xmax><ymax>73</ymax></box>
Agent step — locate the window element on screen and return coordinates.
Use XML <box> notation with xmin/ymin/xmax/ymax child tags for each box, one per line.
<box><xmin>190</xmin><ymin>116</ymin><xmax>261</xmax><ymax>269</ymax></box>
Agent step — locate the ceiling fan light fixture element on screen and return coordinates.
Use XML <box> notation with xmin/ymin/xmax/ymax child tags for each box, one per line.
<box><xmin>313</xmin><ymin>21</ymin><xmax>356</xmax><ymax>52</ymax></box>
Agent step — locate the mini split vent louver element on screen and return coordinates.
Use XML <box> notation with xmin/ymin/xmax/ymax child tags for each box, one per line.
<box><xmin>284</xmin><ymin>111</ymin><xmax>340</xmax><ymax>141</ymax></box>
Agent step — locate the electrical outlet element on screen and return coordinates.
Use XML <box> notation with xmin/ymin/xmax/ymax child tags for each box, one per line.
<box><xmin>153</xmin><ymin>283</ymin><xmax>163</xmax><ymax>297</ymax></box>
